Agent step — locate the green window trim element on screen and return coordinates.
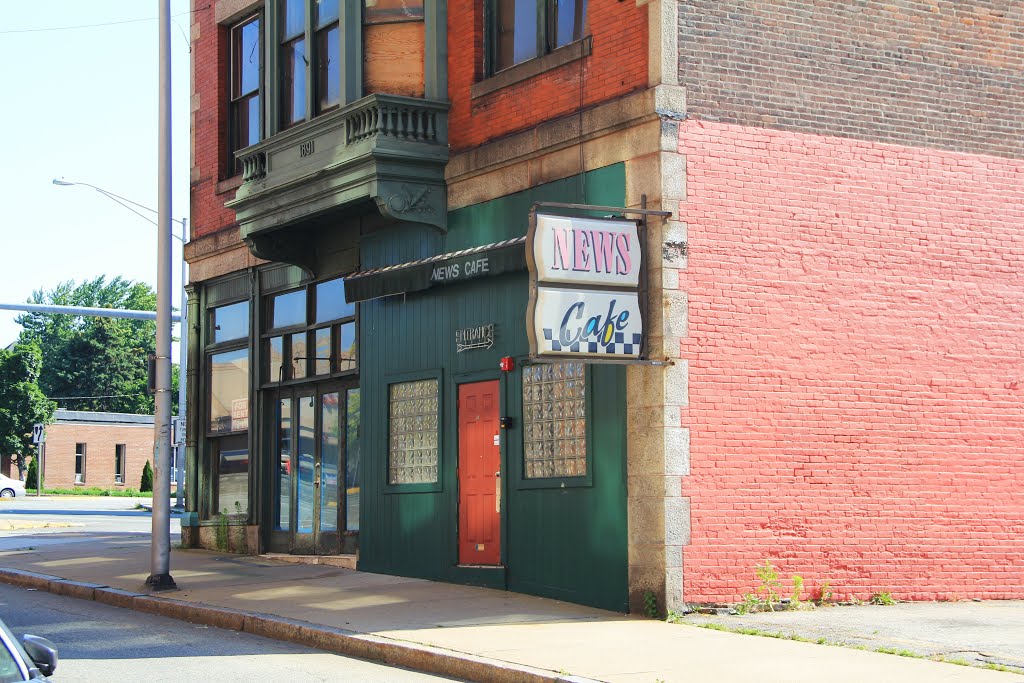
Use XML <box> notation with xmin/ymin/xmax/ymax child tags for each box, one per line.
<box><xmin>383</xmin><ymin>370</ymin><xmax>443</xmax><ymax>494</ymax></box>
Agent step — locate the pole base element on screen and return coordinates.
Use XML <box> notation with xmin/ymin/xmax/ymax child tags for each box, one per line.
<box><xmin>144</xmin><ymin>573</ymin><xmax>177</xmax><ymax>592</ymax></box>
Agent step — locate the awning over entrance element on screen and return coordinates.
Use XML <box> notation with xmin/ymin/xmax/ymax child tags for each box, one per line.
<box><xmin>344</xmin><ymin>237</ymin><xmax>526</xmax><ymax>302</ymax></box>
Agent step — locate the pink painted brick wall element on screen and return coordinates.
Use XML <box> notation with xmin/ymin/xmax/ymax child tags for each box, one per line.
<box><xmin>677</xmin><ymin>120</ymin><xmax>1024</xmax><ymax>604</ymax></box>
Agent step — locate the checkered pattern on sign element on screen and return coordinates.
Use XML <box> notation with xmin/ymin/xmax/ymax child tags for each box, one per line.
<box><xmin>543</xmin><ymin>328</ymin><xmax>642</xmax><ymax>355</ymax></box>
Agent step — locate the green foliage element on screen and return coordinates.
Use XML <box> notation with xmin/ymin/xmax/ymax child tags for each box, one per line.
<box><xmin>216</xmin><ymin>510</ymin><xmax>230</xmax><ymax>551</ymax></box>
<box><xmin>25</xmin><ymin>456</ymin><xmax>38</xmax><ymax>490</ymax></box>
<box><xmin>735</xmin><ymin>593</ymin><xmax>762</xmax><ymax>614</ymax></box>
<box><xmin>870</xmin><ymin>592</ymin><xmax>896</xmax><ymax>606</ymax></box>
<box><xmin>790</xmin><ymin>575</ymin><xmax>804</xmax><ymax>607</ymax></box>
<box><xmin>0</xmin><ymin>343</ymin><xmax>56</xmax><ymax>476</ymax></box>
<box><xmin>26</xmin><ymin>487</ymin><xmax>145</xmax><ymax>497</ymax></box>
<box><xmin>755</xmin><ymin>560</ymin><xmax>782</xmax><ymax>611</ymax></box>
<box><xmin>16</xmin><ymin>276</ymin><xmax>180</xmax><ymax>415</ymax></box>
<box><xmin>815</xmin><ymin>580</ymin><xmax>834</xmax><ymax>605</ymax></box>
<box><xmin>642</xmin><ymin>590</ymin><xmax>659</xmax><ymax>619</ymax></box>
<box><xmin>140</xmin><ymin>460</ymin><xmax>154</xmax><ymax>492</ymax></box>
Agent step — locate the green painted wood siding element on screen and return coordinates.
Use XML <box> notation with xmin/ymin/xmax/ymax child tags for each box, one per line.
<box><xmin>358</xmin><ymin>164</ymin><xmax>629</xmax><ymax>611</ymax></box>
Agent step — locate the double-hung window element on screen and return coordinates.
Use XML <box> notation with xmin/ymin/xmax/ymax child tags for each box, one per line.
<box><xmin>229</xmin><ymin>14</ymin><xmax>262</xmax><ymax>174</ymax></box>
<box><xmin>280</xmin><ymin>0</ymin><xmax>341</xmax><ymax>129</ymax></box>
<box><xmin>491</xmin><ymin>0</ymin><xmax>587</xmax><ymax>73</ymax></box>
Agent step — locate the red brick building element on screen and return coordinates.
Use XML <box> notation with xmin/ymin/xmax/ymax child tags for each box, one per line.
<box><xmin>186</xmin><ymin>0</ymin><xmax>1023</xmax><ymax>611</ymax></box>
<box><xmin>34</xmin><ymin>411</ymin><xmax>154</xmax><ymax>490</ymax></box>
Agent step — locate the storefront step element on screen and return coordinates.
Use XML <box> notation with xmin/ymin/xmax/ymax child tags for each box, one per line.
<box><xmin>261</xmin><ymin>553</ymin><xmax>357</xmax><ymax>570</ymax></box>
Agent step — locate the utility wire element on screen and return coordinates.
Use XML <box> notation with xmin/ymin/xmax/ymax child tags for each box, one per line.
<box><xmin>0</xmin><ymin>6</ymin><xmax>208</xmax><ymax>35</ymax></box>
<box><xmin>50</xmin><ymin>394</ymin><xmax>147</xmax><ymax>401</ymax></box>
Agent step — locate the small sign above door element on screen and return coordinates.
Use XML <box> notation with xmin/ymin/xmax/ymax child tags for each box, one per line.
<box><xmin>456</xmin><ymin>323</ymin><xmax>495</xmax><ymax>353</ymax></box>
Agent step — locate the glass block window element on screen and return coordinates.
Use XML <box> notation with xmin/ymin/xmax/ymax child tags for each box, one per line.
<box><xmin>523</xmin><ymin>362</ymin><xmax>586</xmax><ymax>478</ymax></box>
<box><xmin>388</xmin><ymin>379</ymin><xmax>439</xmax><ymax>485</ymax></box>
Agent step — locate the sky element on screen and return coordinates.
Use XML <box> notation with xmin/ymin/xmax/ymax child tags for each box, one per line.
<box><xmin>0</xmin><ymin>1</ymin><xmax>192</xmax><ymax>355</ymax></box>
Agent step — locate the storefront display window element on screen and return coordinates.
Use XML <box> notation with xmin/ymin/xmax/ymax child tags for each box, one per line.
<box><xmin>522</xmin><ymin>361</ymin><xmax>586</xmax><ymax>478</ymax></box>
<box><xmin>388</xmin><ymin>379</ymin><xmax>439</xmax><ymax>484</ymax></box>
<box><xmin>209</xmin><ymin>349</ymin><xmax>250</xmax><ymax>434</ymax></box>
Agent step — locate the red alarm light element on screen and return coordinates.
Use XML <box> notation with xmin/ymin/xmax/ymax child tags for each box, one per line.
<box><xmin>499</xmin><ymin>357</ymin><xmax>515</xmax><ymax>372</ymax></box>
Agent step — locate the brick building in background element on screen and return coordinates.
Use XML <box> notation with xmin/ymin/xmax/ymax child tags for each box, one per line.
<box><xmin>33</xmin><ymin>411</ymin><xmax>154</xmax><ymax>490</ymax></box>
<box><xmin>186</xmin><ymin>0</ymin><xmax>1023</xmax><ymax>612</ymax></box>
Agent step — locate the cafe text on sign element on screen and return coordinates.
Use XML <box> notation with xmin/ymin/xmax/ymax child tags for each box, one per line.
<box><xmin>527</xmin><ymin>211</ymin><xmax>646</xmax><ymax>360</ymax></box>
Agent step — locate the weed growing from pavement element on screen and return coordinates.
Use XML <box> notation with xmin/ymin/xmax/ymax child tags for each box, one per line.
<box><xmin>754</xmin><ymin>561</ymin><xmax>782</xmax><ymax>610</ymax></box>
<box><xmin>642</xmin><ymin>590</ymin><xmax>659</xmax><ymax>619</ymax></box>
<box><xmin>216</xmin><ymin>510</ymin><xmax>229</xmax><ymax>551</ymax></box>
<box><xmin>870</xmin><ymin>592</ymin><xmax>897</xmax><ymax>605</ymax></box>
<box><xmin>790</xmin><ymin>575</ymin><xmax>804</xmax><ymax>607</ymax></box>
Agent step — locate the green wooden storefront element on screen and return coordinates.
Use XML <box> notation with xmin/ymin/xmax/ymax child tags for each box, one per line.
<box><xmin>356</xmin><ymin>165</ymin><xmax>629</xmax><ymax>611</ymax></box>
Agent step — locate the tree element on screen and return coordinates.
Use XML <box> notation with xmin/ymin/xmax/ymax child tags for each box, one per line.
<box><xmin>0</xmin><ymin>344</ymin><xmax>56</xmax><ymax>479</ymax></box>
<box><xmin>16</xmin><ymin>276</ymin><xmax>178</xmax><ymax>415</ymax></box>
<box><xmin>141</xmin><ymin>460</ymin><xmax>154</xmax><ymax>493</ymax></box>
<box><xmin>25</xmin><ymin>456</ymin><xmax>38</xmax><ymax>490</ymax></box>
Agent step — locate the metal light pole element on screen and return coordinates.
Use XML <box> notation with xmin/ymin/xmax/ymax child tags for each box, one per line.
<box><xmin>147</xmin><ymin>0</ymin><xmax>176</xmax><ymax>591</ymax></box>
<box><xmin>53</xmin><ymin>179</ymin><xmax>188</xmax><ymax>508</ymax></box>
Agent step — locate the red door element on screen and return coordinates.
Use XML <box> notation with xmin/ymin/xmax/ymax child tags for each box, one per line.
<box><xmin>458</xmin><ymin>380</ymin><xmax>501</xmax><ymax>565</ymax></box>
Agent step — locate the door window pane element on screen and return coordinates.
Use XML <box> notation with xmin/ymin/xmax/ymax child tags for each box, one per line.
<box><xmin>211</xmin><ymin>301</ymin><xmax>249</xmax><ymax>343</ymax></box>
<box><xmin>291</xmin><ymin>332</ymin><xmax>308</xmax><ymax>379</ymax></box>
<box><xmin>320</xmin><ymin>392</ymin><xmax>340</xmax><ymax>532</ymax></box>
<box><xmin>388</xmin><ymin>379</ymin><xmax>438</xmax><ymax>484</ymax></box>
<box><xmin>338</xmin><ymin>322</ymin><xmax>357</xmax><ymax>371</ymax></box>
<box><xmin>346</xmin><ymin>388</ymin><xmax>360</xmax><ymax>531</ymax></box>
<box><xmin>276</xmin><ymin>398</ymin><xmax>292</xmax><ymax>531</ymax></box>
<box><xmin>314</xmin><ymin>278</ymin><xmax>354</xmax><ymax>323</ymax></box>
<box><xmin>209</xmin><ymin>349</ymin><xmax>250</xmax><ymax>433</ymax></box>
<box><xmin>271</xmin><ymin>289</ymin><xmax>307</xmax><ymax>329</ymax></box>
<box><xmin>522</xmin><ymin>361</ymin><xmax>586</xmax><ymax>478</ymax></box>
<box><xmin>314</xmin><ymin>328</ymin><xmax>331</xmax><ymax>375</ymax></box>
<box><xmin>297</xmin><ymin>396</ymin><xmax>315</xmax><ymax>532</ymax></box>
<box><xmin>217</xmin><ymin>434</ymin><xmax>249</xmax><ymax>515</ymax></box>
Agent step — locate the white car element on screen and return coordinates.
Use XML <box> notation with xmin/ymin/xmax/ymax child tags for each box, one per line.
<box><xmin>0</xmin><ymin>474</ymin><xmax>25</xmax><ymax>498</ymax></box>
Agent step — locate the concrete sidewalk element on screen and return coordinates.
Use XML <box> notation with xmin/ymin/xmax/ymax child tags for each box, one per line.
<box><xmin>0</xmin><ymin>535</ymin><xmax>1018</xmax><ymax>683</ymax></box>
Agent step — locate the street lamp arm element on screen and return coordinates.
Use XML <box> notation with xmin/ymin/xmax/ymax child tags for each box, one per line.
<box><xmin>52</xmin><ymin>178</ymin><xmax>187</xmax><ymax>239</ymax></box>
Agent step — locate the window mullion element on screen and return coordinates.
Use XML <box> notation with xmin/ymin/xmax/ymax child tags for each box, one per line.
<box><xmin>305</xmin><ymin>0</ymin><xmax>315</xmax><ymax>123</ymax></box>
<box><xmin>536</xmin><ymin>0</ymin><xmax>547</xmax><ymax>59</ymax></box>
<box><xmin>267</xmin><ymin>4</ymin><xmax>280</xmax><ymax>135</ymax></box>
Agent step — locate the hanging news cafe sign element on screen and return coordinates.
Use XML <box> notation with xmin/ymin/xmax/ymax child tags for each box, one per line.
<box><xmin>526</xmin><ymin>211</ymin><xmax>645</xmax><ymax>359</ymax></box>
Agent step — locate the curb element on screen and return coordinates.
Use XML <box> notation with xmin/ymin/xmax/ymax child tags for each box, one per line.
<box><xmin>0</xmin><ymin>567</ymin><xmax>602</xmax><ymax>683</ymax></box>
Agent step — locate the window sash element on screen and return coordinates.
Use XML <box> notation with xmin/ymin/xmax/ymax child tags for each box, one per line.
<box><xmin>489</xmin><ymin>0</ymin><xmax>587</xmax><ymax>74</ymax></box>
<box><xmin>229</xmin><ymin>15</ymin><xmax>262</xmax><ymax>175</ymax></box>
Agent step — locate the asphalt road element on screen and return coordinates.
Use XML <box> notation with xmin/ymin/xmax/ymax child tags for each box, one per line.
<box><xmin>0</xmin><ymin>583</ymin><xmax>459</xmax><ymax>682</ymax></box>
<box><xmin>0</xmin><ymin>496</ymin><xmax>167</xmax><ymax>551</ymax></box>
